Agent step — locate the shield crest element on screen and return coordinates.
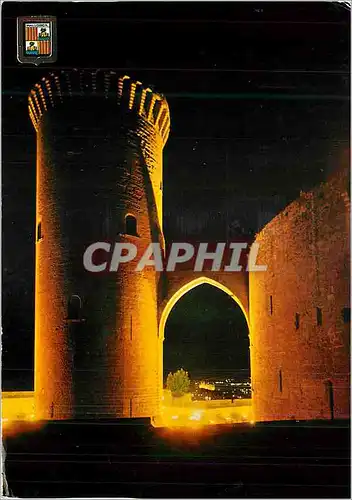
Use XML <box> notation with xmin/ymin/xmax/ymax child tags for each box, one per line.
<box><xmin>17</xmin><ymin>16</ymin><xmax>57</xmax><ymax>65</ymax></box>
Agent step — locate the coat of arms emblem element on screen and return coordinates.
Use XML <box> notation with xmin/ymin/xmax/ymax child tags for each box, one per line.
<box><xmin>17</xmin><ymin>16</ymin><xmax>57</xmax><ymax>65</ymax></box>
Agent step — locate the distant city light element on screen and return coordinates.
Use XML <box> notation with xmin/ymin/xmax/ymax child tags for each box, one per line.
<box><xmin>189</xmin><ymin>410</ymin><xmax>203</xmax><ymax>421</ymax></box>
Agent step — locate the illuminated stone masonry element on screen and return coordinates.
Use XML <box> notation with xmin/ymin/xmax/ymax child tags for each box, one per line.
<box><xmin>16</xmin><ymin>68</ymin><xmax>349</xmax><ymax>424</ymax></box>
<box><xmin>29</xmin><ymin>70</ymin><xmax>169</xmax><ymax>419</ymax></box>
<box><xmin>250</xmin><ymin>165</ymin><xmax>350</xmax><ymax>422</ymax></box>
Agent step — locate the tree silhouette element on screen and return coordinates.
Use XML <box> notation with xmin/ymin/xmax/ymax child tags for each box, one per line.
<box><xmin>166</xmin><ymin>368</ymin><xmax>190</xmax><ymax>397</ymax></box>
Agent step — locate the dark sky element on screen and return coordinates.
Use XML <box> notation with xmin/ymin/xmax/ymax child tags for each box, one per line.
<box><xmin>164</xmin><ymin>284</ymin><xmax>249</xmax><ymax>381</ymax></box>
<box><xmin>1</xmin><ymin>2</ymin><xmax>350</xmax><ymax>389</ymax></box>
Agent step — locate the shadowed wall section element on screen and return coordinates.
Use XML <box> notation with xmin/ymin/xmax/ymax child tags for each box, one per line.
<box><xmin>27</xmin><ymin>68</ymin><xmax>349</xmax><ymax>424</ymax></box>
<box><xmin>29</xmin><ymin>70</ymin><xmax>169</xmax><ymax>419</ymax></box>
<box><xmin>250</xmin><ymin>165</ymin><xmax>350</xmax><ymax>422</ymax></box>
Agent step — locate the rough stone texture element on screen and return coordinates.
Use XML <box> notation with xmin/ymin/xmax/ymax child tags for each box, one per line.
<box><xmin>249</xmin><ymin>165</ymin><xmax>350</xmax><ymax>422</ymax></box>
<box><xmin>159</xmin><ymin>270</ymin><xmax>249</xmax><ymax>330</ymax></box>
<box><xmin>30</xmin><ymin>69</ymin><xmax>349</xmax><ymax>423</ymax></box>
<box><xmin>31</xmin><ymin>70</ymin><xmax>169</xmax><ymax>419</ymax></box>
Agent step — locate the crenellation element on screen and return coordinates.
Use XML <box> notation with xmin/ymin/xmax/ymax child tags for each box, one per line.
<box><xmin>158</xmin><ymin>107</ymin><xmax>169</xmax><ymax>140</ymax></box>
<box><xmin>123</xmin><ymin>77</ymin><xmax>134</xmax><ymax>108</ymax></box>
<box><xmin>26</xmin><ymin>66</ymin><xmax>349</xmax><ymax>424</ymax></box>
<box><xmin>155</xmin><ymin>104</ymin><xmax>166</xmax><ymax>130</ymax></box>
<box><xmin>43</xmin><ymin>78</ymin><xmax>55</xmax><ymax>108</ymax></box>
<box><xmin>143</xmin><ymin>89</ymin><xmax>153</xmax><ymax>118</ymax></box>
<box><xmin>160</xmin><ymin>115</ymin><xmax>170</xmax><ymax>143</ymax></box>
<box><xmin>133</xmin><ymin>83</ymin><xmax>144</xmax><ymax>113</ymax></box>
<box><xmin>29</xmin><ymin>70</ymin><xmax>170</xmax><ymax>145</ymax></box>
<box><xmin>103</xmin><ymin>72</ymin><xmax>109</xmax><ymax>98</ymax></box>
<box><xmin>28</xmin><ymin>106</ymin><xmax>38</xmax><ymax>132</ymax></box>
<box><xmin>117</xmin><ymin>75</ymin><xmax>130</xmax><ymax>99</ymax></box>
<box><xmin>52</xmin><ymin>74</ymin><xmax>63</xmax><ymax>104</ymax></box>
<box><xmin>152</xmin><ymin>98</ymin><xmax>163</xmax><ymax>124</ymax></box>
<box><xmin>29</xmin><ymin>92</ymin><xmax>40</xmax><ymax>124</ymax></box>
<box><xmin>36</xmin><ymin>83</ymin><xmax>47</xmax><ymax>112</ymax></box>
<box><xmin>30</xmin><ymin>68</ymin><xmax>169</xmax><ymax>420</ymax></box>
<box><xmin>64</xmin><ymin>71</ymin><xmax>73</xmax><ymax>97</ymax></box>
<box><xmin>70</xmin><ymin>69</ymin><xmax>82</xmax><ymax>97</ymax></box>
<box><xmin>138</xmin><ymin>88</ymin><xmax>148</xmax><ymax>116</ymax></box>
<box><xmin>128</xmin><ymin>81</ymin><xmax>136</xmax><ymax>109</ymax></box>
<box><xmin>33</xmin><ymin>91</ymin><xmax>43</xmax><ymax>118</ymax></box>
<box><xmin>32</xmin><ymin>89</ymin><xmax>42</xmax><ymax>118</ymax></box>
<box><xmin>28</xmin><ymin>97</ymin><xmax>38</xmax><ymax>124</ymax></box>
<box><xmin>146</xmin><ymin>94</ymin><xmax>158</xmax><ymax>122</ymax></box>
<box><xmin>129</xmin><ymin>81</ymin><xmax>140</xmax><ymax>110</ymax></box>
<box><xmin>81</xmin><ymin>70</ymin><xmax>94</xmax><ymax>95</ymax></box>
<box><xmin>79</xmin><ymin>71</ymin><xmax>84</xmax><ymax>95</ymax></box>
<box><xmin>103</xmin><ymin>71</ymin><xmax>113</xmax><ymax>99</ymax></box>
<box><xmin>91</xmin><ymin>71</ymin><xmax>97</xmax><ymax>94</ymax></box>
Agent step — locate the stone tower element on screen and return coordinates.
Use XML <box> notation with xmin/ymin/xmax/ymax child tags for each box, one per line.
<box><xmin>29</xmin><ymin>69</ymin><xmax>170</xmax><ymax>419</ymax></box>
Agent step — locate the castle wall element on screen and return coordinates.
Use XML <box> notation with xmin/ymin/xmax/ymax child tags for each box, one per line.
<box><xmin>29</xmin><ymin>69</ymin><xmax>349</xmax><ymax>424</ymax></box>
<box><xmin>30</xmin><ymin>70</ymin><xmax>169</xmax><ymax>419</ymax></box>
<box><xmin>159</xmin><ymin>270</ymin><xmax>249</xmax><ymax>329</ymax></box>
<box><xmin>249</xmin><ymin>166</ymin><xmax>350</xmax><ymax>422</ymax></box>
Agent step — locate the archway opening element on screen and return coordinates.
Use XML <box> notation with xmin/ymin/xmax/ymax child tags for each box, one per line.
<box><xmin>159</xmin><ymin>278</ymin><xmax>252</xmax><ymax>426</ymax></box>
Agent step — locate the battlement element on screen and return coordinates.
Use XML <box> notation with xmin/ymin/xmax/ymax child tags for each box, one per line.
<box><xmin>28</xmin><ymin>69</ymin><xmax>170</xmax><ymax>145</ymax></box>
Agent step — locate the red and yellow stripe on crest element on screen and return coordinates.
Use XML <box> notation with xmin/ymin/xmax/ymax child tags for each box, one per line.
<box><xmin>39</xmin><ymin>40</ymin><xmax>51</xmax><ymax>55</ymax></box>
<box><xmin>25</xmin><ymin>26</ymin><xmax>37</xmax><ymax>41</ymax></box>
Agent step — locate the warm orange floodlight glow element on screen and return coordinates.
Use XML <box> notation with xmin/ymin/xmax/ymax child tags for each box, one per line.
<box><xmin>30</xmin><ymin>70</ymin><xmax>170</xmax><ymax>419</ymax></box>
<box><xmin>159</xmin><ymin>276</ymin><xmax>250</xmax><ymax>342</ymax></box>
<box><xmin>158</xmin><ymin>276</ymin><xmax>251</xmax><ymax>419</ymax></box>
<box><xmin>153</xmin><ymin>402</ymin><xmax>255</xmax><ymax>430</ymax></box>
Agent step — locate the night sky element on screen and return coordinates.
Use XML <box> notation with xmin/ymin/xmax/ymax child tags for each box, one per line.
<box><xmin>2</xmin><ymin>2</ymin><xmax>350</xmax><ymax>389</ymax></box>
<box><xmin>164</xmin><ymin>284</ymin><xmax>249</xmax><ymax>381</ymax></box>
